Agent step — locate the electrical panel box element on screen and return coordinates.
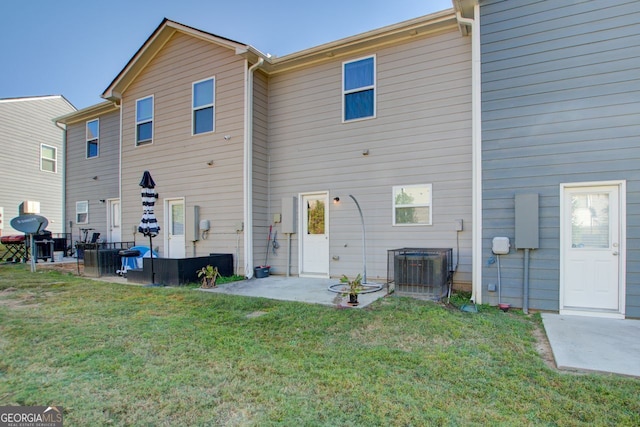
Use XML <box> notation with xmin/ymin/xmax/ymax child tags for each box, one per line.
<box><xmin>515</xmin><ymin>193</ymin><xmax>539</xmax><ymax>249</ymax></box>
<box><xmin>281</xmin><ymin>197</ymin><xmax>297</xmax><ymax>234</ymax></box>
<box><xmin>199</xmin><ymin>219</ymin><xmax>210</xmax><ymax>231</ymax></box>
<box><xmin>188</xmin><ymin>205</ymin><xmax>200</xmax><ymax>242</ymax></box>
<box><xmin>492</xmin><ymin>237</ymin><xmax>510</xmax><ymax>255</ymax></box>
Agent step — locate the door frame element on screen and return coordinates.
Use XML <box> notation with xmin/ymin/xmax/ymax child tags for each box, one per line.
<box><xmin>559</xmin><ymin>180</ymin><xmax>626</xmax><ymax>318</ymax></box>
<box><xmin>298</xmin><ymin>191</ymin><xmax>330</xmax><ymax>278</ymax></box>
<box><xmin>164</xmin><ymin>197</ymin><xmax>186</xmax><ymax>258</ymax></box>
<box><xmin>106</xmin><ymin>198</ymin><xmax>121</xmax><ymax>243</ymax></box>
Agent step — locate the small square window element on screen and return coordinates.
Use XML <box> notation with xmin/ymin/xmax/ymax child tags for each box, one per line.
<box><xmin>393</xmin><ymin>184</ymin><xmax>432</xmax><ymax>226</ymax></box>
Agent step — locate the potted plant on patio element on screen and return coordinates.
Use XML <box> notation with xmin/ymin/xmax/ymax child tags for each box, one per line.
<box><xmin>340</xmin><ymin>273</ymin><xmax>363</xmax><ymax>306</ymax></box>
<box><xmin>197</xmin><ymin>265</ymin><xmax>220</xmax><ymax>289</ymax></box>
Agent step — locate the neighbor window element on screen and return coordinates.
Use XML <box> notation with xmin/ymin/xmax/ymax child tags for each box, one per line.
<box><xmin>192</xmin><ymin>77</ymin><xmax>215</xmax><ymax>135</ymax></box>
<box><xmin>40</xmin><ymin>144</ymin><xmax>57</xmax><ymax>173</ymax></box>
<box><xmin>136</xmin><ymin>96</ymin><xmax>154</xmax><ymax>145</ymax></box>
<box><xmin>86</xmin><ymin>119</ymin><xmax>99</xmax><ymax>158</ymax></box>
<box><xmin>343</xmin><ymin>55</ymin><xmax>376</xmax><ymax>122</ymax></box>
<box><xmin>393</xmin><ymin>184</ymin><xmax>432</xmax><ymax>225</ymax></box>
<box><xmin>76</xmin><ymin>201</ymin><xmax>88</xmax><ymax>224</ymax></box>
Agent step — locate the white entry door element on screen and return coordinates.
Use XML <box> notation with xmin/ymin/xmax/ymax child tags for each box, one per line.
<box><xmin>166</xmin><ymin>199</ymin><xmax>185</xmax><ymax>258</ymax></box>
<box><xmin>107</xmin><ymin>199</ymin><xmax>121</xmax><ymax>243</ymax></box>
<box><xmin>561</xmin><ymin>184</ymin><xmax>623</xmax><ymax>316</ymax></box>
<box><xmin>300</xmin><ymin>192</ymin><xmax>329</xmax><ymax>277</ymax></box>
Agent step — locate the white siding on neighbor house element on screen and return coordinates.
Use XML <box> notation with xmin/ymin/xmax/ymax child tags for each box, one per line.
<box><xmin>65</xmin><ymin>108</ymin><xmax>120</xmax><ymax>242</ymax></box>
<box><xmin>119</xmin><ymin>32</ymin><xmax>247</xmax><ymax>263</ymax></box>
<box><xmin>480</xmin><ymin>0</ymin><xmax>640</xmax><ymax>315</ymax></box>
<box><xmin>267</xmin><ymin>27</ymin><xmax>473</xmax><ymax>282</ymax></box>
<box><xmin>0</xmin><ymin>96</ymin><xmax>75</xmax><ymax>235</ymax></box>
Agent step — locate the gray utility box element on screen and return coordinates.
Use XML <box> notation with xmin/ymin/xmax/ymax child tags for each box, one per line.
<box><xmin>387</xmin><ymin>248</ymin><xmax>453</xmax><ymax>300</ymax></box>
<box><xmin>515</xmin><ymin>193</ymin><xmax>539</xmax><ymax>249</ymax></box>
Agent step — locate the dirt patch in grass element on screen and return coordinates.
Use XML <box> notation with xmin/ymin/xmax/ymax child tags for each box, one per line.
<box><xmin>0</xmin><ymin>288</ymin><xmax>41</xmax><ymax>309</ymax></box>
<box><xmin>531</xmin><ymin>319</ymin><xmax>556</xmax><ymax>370</ymax></box>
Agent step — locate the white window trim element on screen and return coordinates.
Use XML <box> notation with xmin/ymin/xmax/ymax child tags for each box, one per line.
<box><xmin>86</xmin><ymin>119</ymin><xmax>99</xmax><ymax>159</ymax></box>
<box><xmin>192</xmin><ymin>76</ymin><xmax>215</xmax><ymax>136</ymax></box>
<box><xmin>342</xmin><ymin>54</ymin><xmax>376</xmax><ymax>123</ymax></box>
<box><xmin>392</xmin><ymin>184</ymin><xmax>432</xmax><ymax>226</ymax></box>
<box><xmin>136</xmin><ymin>95</ymin><xmax>154</xmax><ymax>145</ymax></box>
<box><xmin>76</xmin><ymin>201</ymin><xmax>89</xmax><ymax>225</ymax></box>
<box><xmin>40</xmin><ymin>143</ymin><xmax>57</xmax><ymax>173</ymax></box>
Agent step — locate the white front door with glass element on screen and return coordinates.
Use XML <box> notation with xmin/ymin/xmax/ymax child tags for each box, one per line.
<box><xmin>107</xmin><ymin>199</ymin><xmax>121</xmax><ymax>243</ymax></box>
<box><xmin>561</xmin><ymin>183</ymin><xmax>624</xmax><ymax>317</ymax></box>
<box><xmin>300</xmin><ymin>193</ymin><xmax>329</xmax><ymax>278</ymax></box>
<box><xmin>166</xmin><ymin>199</ymin><xmax>185</xmax><ymax>258</ymax></box>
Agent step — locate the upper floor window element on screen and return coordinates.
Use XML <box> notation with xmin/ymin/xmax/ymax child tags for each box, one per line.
<box><xmin>393</xmin><ymin>184</ymin><xmax>432</xmax><ymax>226</ymax></box>
<box><xmin>343</xmin><ymin>55</ymin><xmax>376</xmax><ymax>122</ymax></box>
<box><xmin>86</xmin><ymin>119</ymin><xmax>99</xmax><ymax>158</ymax></box>
<box><xmin>136</xmin><ymin>96</ymin><xmax>153</xmax><ymax>145</ymax></box>
<box><xmin>193</xmin><ymin>77</ymin><xmax>215</xmax><ymax>135</ymax></box>
<box><xmin>40</xmin><ymin>144</ymin><xmax>57</xmax><ymax>173</ymax></box>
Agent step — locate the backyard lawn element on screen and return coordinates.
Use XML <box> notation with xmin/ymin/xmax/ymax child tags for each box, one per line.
<box><xmin>0</xmin><ymin>264</ymin><xmax>638</xmax><ymax>426</ymax></box>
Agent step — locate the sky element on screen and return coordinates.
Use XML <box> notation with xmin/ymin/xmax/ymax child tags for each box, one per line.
<box><xmin>0</xmin><ymin>0</ymin><xmax>453</xmax><ymax>110</ymax></box>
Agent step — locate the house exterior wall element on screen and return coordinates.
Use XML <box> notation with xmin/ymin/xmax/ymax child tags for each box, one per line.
<box><xmin>64</xmin><ymin>107</ymin><xmax>120</xmax><ymax>242</ymax></box>
<box><xmin>119</xmin><ymin>32</ymin><xmax>247</xmax><ymax>265</ymax></box>
<box><xmin>267</xmin><ymin>26</ymin><xmax>473</xmax><ymax>282</ymax></box>
<box><xmin>0</xmin><ymin>96</ymin><xmax>75</xmax><ymax>235</ymax></box>
<box><xmin>480</xmin><ymin>0</ymin><xmax>640</xmax><ymax>316</ymax></box>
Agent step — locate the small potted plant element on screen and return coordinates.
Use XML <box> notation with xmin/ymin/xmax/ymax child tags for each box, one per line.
<box><xmin>340</xmin><ymin>273</ymin><xmax>363</xmax><ymax>306</ymax></box>
<box><xmin>197</xmin><ymin>265</ymin><xmax>220</xmax><ymax>288</ymax></box>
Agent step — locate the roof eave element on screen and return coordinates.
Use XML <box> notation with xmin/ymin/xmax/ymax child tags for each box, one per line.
<box><xmin>54</xmin><ymin>101</ymin><xmax>118</xmax><ymax>125</ymax></box>
<box><xmin>269</xmin><ymin>9</ymin><xmax>458</xmax><ymax>74</ymax></box>
<box><xmin>102</xmin><ymin>19</ymin><xmax>254</xmax><ymax>101</ymax></box>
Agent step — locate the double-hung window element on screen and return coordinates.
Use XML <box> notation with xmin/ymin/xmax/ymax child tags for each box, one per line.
<box><xmin>343</xmin><ymin>55</ymin><xmax>376</xmax><ymax>122</ymax></box>
<box><xmin>86</xmin><ymin>119</ymin><xmax>99</xmax><ymax>158</ymax></box>
<box><xmin>136</xmin><ymin>96</ymin><xmax>154</xmax><ymax>145</ymax></box>
<box><xmin>393</xmin><ymin>184</ymin><xmax>432</xmax><ymax>226</ymax></box>
<box><xmin>192</xmin><ymin>77</ymin><xmax>215</xmax><ymax>135</ymax></box>
<box><xmin>76</xmin><ymin>201</ymin><xmax>88</xmax><ymax>224</ymax></box>
<box><xmin>40</xmin><ymin>144</ymin><xmax>57</xmax><ymax>173</ymax></box>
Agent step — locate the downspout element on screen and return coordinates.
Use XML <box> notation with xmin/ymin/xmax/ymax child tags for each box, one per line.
<box><xmin>244</xmin><ymin>57</ymin><xmax>264</xmax><ymax>278</ymax></box>
<box><xmin>457</xmin><ymin>4</ymin><xmax>482</xmax><ymax>304</ymax></box>
<box><xmin>54</xmin><ymin>121</ymin><xmax>67</xmax><ymax>236</ymax></box>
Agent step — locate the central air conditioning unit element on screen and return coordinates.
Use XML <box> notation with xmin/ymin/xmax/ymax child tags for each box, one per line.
<box><xmin>387</xmin><ymin>248</ymin><xmax>453</xmax><ymax>300</ymax></box>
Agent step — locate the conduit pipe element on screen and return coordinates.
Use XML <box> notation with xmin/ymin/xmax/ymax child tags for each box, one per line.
<box><xmin>243</xmin><ymin>57</ymin><xmax>264</xmax><ymax>278</ymax></box>
<box><xmin>457</xmin><ymin>4</ymin><xmax>482</xmax><ymax>304</ymax></box>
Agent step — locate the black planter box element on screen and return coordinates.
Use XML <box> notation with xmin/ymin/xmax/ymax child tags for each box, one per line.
<box><xmin>126</xmin><ymin>254</ymin><xmax>234</xmax><ymax>286</ymax></box>
<box><xmin>84</xmin><ymin>249</ymin><xmax>122</xmax><ymax>277</ymax></box>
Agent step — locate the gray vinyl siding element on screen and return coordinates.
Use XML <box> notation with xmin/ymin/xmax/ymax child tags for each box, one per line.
<box><xmin>120</xmin><ymin>32</ymin><xmax>246</xmax><ymax>261</ymax></box>
<box><xmin>480</xmin><ymin>0</ymin><xmax>640</xmax><ymax>316</ymax></box>
<box><xmin>267</xmin><ymin>26</ymin><xmax>473</xmax><ymax>282</ymax></box>
<box><xmin>0</xmin><ymin>96</ymin><xmax>75</xmax><ymax>235</ymax></box>
<box><xmin>64</xmin><ymin>108</ymin><xmax>120</xmax><ymax>242</ymax></box>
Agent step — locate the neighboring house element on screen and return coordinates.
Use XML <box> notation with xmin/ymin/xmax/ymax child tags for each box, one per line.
<box><xmin>0</xmin><ymin>95</ymin><xmax>76</xmax><ymax>235</ymax></box>
<box><xmin>455</xmin><ymin>0</ymin><xmax>640</xmax><ymax>318</ymax></box>
<box><xmin>55</xmin><ymin>102</ymin><xmax>121</xmax><ymax>245</ymax></box>
<box><xmin>61</xmin><ymin>11</ymin><xmax>474</xmax><ymax>285</ymax></box>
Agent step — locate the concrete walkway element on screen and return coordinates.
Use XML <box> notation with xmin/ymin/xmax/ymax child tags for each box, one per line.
<box><xmin>200</xmin><ymin>275</ymin><xmax>388</xmax><ymax>308</ymax></box>
<box><xmin>542</xmin><ymin>313</ymin><xmax>640</xmax><ymax>377</ymax></box>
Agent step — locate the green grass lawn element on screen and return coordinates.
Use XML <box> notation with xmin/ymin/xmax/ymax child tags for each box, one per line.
<box><xmin>0</xmin><ymin>264</ymin><xmax>638</xmax><ymax>426</ymax></box>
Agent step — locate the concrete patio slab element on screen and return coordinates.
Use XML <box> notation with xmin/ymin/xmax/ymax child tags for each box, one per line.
<box><xmin>199</xmin><ymin>275</ymin><xmax>388</xmax><ymax>308</ymax></box>
<box><xmin>542</xmin><ymin>313</ymin><xmax>640</xmax><ymax>377</ymax></box>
